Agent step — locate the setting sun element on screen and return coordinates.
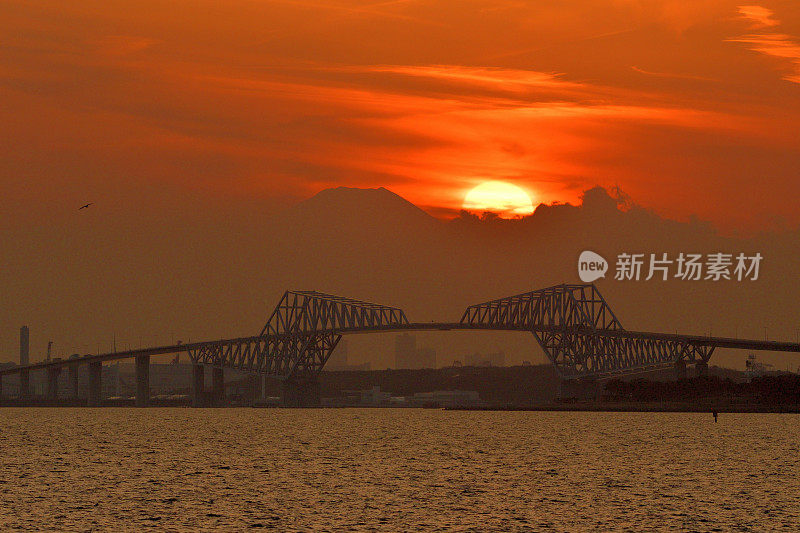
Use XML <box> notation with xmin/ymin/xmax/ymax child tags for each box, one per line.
<box><xmin>462</xmin><ymin>181</ymin><xmax>535</xmax><ymax>218</ymax></box>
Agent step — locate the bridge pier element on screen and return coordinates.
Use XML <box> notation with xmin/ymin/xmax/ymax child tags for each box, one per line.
<box><xmin>282</xmin><ymin>378</ymin><xmax>320</xmax><ymax>407</ymax></box>
<box><xmin>695</xmin><ymin>361</ymin><xmax>709</xmax><ymax>377</ymax></box>
<box><xmin>249</xmin><ymin>374</ymin><xmax>262</xmax><ymax>405</ymax></box>
<box><xmin>212</xmin><ymin>367</ymin><xmax>226</xmax><ymax>406</ymax></box>
<box><xmin>69</xmin><ymin>364</ymin><xmax>80</xmax><ymax>398</ymax></box>
<box><xmin>46</xmin><ymin>367</ymin><xmax>61</xmax><ymax>400</ymax></box>
<box><xmin>192</xmin><ymin>364</ymin><xmax>205</xmax><ymax>407</ymax></box>
<box><xmin>674</xmin><ymin>360</ymin><xmax>687</xmax><ymax>380</ymax></box>
<box><xmin>135</xmin><ymin>355</ymin><xmax>149</xmax><ymax>407</ymax></box>
<box><xmin>87</xmin><ymin>362</ymin><xmax>102</xmax><ymax>407</ymax></box>
<box><xmin>19</xmin><ymin>369</ymin><xmax>30</xmax><ymax>400</ymax></box>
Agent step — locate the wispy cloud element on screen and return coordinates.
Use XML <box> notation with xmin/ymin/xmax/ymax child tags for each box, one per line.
<box><xmin>737</xmin><ymin>5</ymin><xmax>778</xmax><ymax>28</ymax></box>
<box><xmin>91</xmin><ymin>35</ymin><xmax>160</xmax><ymax>57</ymax></box>
<box><xmin>631</xmin><ymin>66</ymin><xmax>717</xmax><ymax>82</ymax></box>
<box><xmin>353</xmin><ymin>65</ymin><xmax>581</xmax><ymax>91</ymax></box>
<box><xmin>730</xmin><ymin>6</ymin><xmax>800</xmax><ymax>84</ymax></box>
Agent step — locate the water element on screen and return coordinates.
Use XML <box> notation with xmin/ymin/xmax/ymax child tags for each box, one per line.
<box><xmin>0</xmin><ymin>409</ymin><xmax>798</xmax><ymax>531</ymax></box>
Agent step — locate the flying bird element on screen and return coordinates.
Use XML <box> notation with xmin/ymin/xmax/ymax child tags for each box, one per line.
<box><xmin>79</xmin><ymin>203</ymin><xmax>93</xmax><ymax>210</ymax></box>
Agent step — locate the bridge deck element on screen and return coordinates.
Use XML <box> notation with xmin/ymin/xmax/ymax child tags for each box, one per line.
<box><xmin>2</xmin><ymin>322</ymin><xmax>799</xmax><ymax>376</ymax></box>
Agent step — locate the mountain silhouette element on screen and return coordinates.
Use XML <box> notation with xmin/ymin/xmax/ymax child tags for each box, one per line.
<box><xmin>3</xmin><ymin>185</ymin><xmax>799</xmax><ymax>371</ymax></box>
<box><xmin>270</xmin><ymin>186</ymin><xmax>443</xmax><ymax>247</ymax></box>
<box><xmin>290</xmin><ymin>186</ymin><xmax>440</xmax><ymax>228</ymax></box>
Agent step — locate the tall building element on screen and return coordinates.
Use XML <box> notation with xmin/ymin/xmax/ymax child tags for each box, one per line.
<box><xmin>329</xmin><ymin>340</ymin><xmax>349</xmax><ymax>366</ymax></box>
<box><xmin>394</xmin><ymin>333</ymin><xmax>416</xmax><ymax>369</ymax></box>
<box><xmin>20</xmin><ymin>326</ymin><xmax>29</xmax><ymax>366</ymax></box>
<box><xmin>326</xmin><ymin>341</ymin><xmax>372</xmax><ymax>371</ymax></box>
<box><xmin>394</xmin><ymin>334</ymin><xmax>436</xmax><ymax>369</ymax></box>
<box><xmin>417</xmin><ymin>347</ymin><xmax>436</xmax><ymax>369</ymax></box>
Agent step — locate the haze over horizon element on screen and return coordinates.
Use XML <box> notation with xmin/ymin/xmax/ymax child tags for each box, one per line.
<box><xmin>2</xmin><ymin>184</ymin><xmax>799</xmax><ymax>372</ymax></box>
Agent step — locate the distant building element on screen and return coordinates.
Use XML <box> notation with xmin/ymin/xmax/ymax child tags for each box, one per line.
<box><xmin>744</xmin><ymin>353</ymin><xmax>775</xmax><ymax>381</ymax></box>
<box><xmin>322</xmin><ymin>387</ymin><xmax>481</xmax><ymax>408</ymax></box>
<box><xmin>327</xmin><ymin>340</ymin><xmax>372</xmax><ymax>371</ymax></box>
<box><xmin>359</xmin><ymin>386</ymin><xmax>391</xmax><ymax>406</ymax></box>
<box><xmin>395</xmin><ymin>333</ymin><xmax>416</xmax><ymax>369</ymax></box>
<box><xmin>328</xmin><ymin>339</ymin><xmax>349</xmax><ymax>368</ymax></box>
<box><xmin>465</xmin><ymin>351</ymin><xmax>505</xmax><ymax>367</ymax></box>
<box><xmin>328</xmin><ymin>361</ymin><xmax>371</xmax><ymax>372</ymax></box>
<box><xmin>395</xmin><ymin>334</ymin><xmax>436</xmax><ymax>369</ymax></box>
<box><xmin>416</xmin><ymin>347</ymin><xmax>436</xmax><ymax>369</ymax></box>
<box><xmin>408</xmin><ymin>390</ymin><xmax>481</xmax><ymax>408</ymax></box>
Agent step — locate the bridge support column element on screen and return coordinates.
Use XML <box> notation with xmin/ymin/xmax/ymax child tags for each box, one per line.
<box><xmin>249</xmin><ymin>374</ymin><xmax>262</xmax><ymax>406</ymax></box>
<box><xmin>19</xmin><ymin>369</ymin><xmax>30</xmax><ymax>400</ymax></box>
<box><xmin>47</xmin><ymin>367</ymin><xmax>61</xmax><ymax>400</ymax></box>
<box><xmin>211</xmin><ymin>368</ymin><xmax>226</xmax><ymax>407</ymax></box>
<box><xmin>695</xmin><ymin>361</ymin><xmax>709</xmax><ymax>377</ymax></box>
<box><xmin>674</xmin><ymin>360</ymin><xmax>687</xmax><ymax>380</ymax></box>
<box><xmin>282</xmin><ymin>378</ymin><xmax>320</xmax><ymax>407</ymax></box>
<box><xmin>135</xmin><ymin>355</ymin><xmax>149</xmax><ymax>407</ymax></box>
<box><xmin>192</xmin><ymin>364</ymin><xmax>205</xmax><ymax>407</ymax></box>
<box><xmin>69</xmin><ymin>365</ymin><xmax>80</xmax><ymax>398</ymax></box>
<box><xmin>88</xmin><ymin>362</ymin><xmax>102</xmax><ymax>407</ymax></box>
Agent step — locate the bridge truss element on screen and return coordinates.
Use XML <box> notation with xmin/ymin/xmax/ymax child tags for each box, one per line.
<box><xmin>187</xmin><ymin>284</ymin><xmax>720</xmax><ymax>382</ymax></box>
<box><xmin>187</xmin><ymin>291</ymin><xmax>409</xmax><ymax>380</ymax></box>
<box><xmin>460</xmin><ymin>284</ymin><xmax>713</xmax><ymax>378</ymax></box>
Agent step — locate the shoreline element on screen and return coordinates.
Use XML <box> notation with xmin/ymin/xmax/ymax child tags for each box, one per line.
<box><xmin>446</xmin><ymin>402</ymin><xmax>800</xmax><ymax>413</ymax></box>
<box><xmin>1</xmin><ymin>398</ymin><xmax>799</xmax><ymax>413</ymax></box>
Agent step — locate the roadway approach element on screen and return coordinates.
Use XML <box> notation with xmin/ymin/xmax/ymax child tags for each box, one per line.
<box><xmin>1</xmin><ymin>284</ymin><xmax>798</xmax><ymax>406</ymax></box>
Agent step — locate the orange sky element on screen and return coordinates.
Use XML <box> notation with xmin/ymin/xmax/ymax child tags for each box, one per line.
<box><xmin>2</xmin><ymin>1</ymin><xmax>800</xmax><ymax>231</ymax></box>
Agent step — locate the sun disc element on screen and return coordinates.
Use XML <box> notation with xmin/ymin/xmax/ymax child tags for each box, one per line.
<box><xmin>462</xmin><ymin>181</ymin><xmax>534</xmax><ymax>217</ymax></box>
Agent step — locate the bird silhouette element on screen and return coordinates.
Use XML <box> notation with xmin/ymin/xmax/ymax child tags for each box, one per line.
<box><xmin>79</xmin><ymin>203</ymin><xmax>93</xmax><ymax>210</ymax></box>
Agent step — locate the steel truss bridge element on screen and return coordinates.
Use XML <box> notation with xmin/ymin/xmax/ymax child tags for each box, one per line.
<box><xmin>2</xmin><ymin>283</ymin><xmax>799</xmax><ymax>405</ymax></box>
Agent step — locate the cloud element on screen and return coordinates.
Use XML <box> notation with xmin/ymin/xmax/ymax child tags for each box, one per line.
<box><xmin>92</xmin><ymin>35</ymin><xmax>160</xmax><ymax>57</ymax></box>
<box><xmin>630</xmin><ymin>66</ymin><xmax>717</xmax><ymax>82</ymax></box>
<box><xmin>737</xmin><ymin>5</ymin><xmax>778</xmax><ymax>28</ymax></box>
<box><xmin>344</xmin><ymin>65</ymin><xmax>582</xmax><ymax>92</ymax></box>
<box><xmin>731</xmin><ymin>34</ymin><xmax>800</xmax><ymax>82</ymax></box>
<box><xmin>729</xmin><ymin>6</ymin><xmax>800</xmax><ymax>85</ymax></box>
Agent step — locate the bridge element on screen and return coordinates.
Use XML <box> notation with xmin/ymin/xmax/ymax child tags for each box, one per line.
<box><xmin>1</xmin><ymin>283</ymin><xmax>798</xmax><ymax>406</ymax></box>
